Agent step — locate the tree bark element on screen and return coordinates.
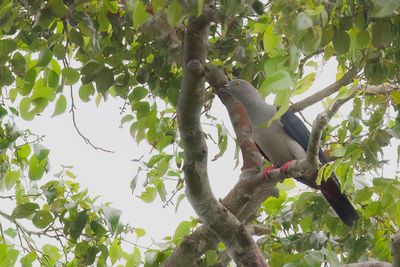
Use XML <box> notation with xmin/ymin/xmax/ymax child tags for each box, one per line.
<box><xmin>176</xmin><ymin>12</ymin><xmax>267</xmax><ymax>267</ymax></box>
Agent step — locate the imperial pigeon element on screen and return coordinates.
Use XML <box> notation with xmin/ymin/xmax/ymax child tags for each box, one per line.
<box><xmin>223</xmin><ymin>79</ymin><xmax>358</xmax><ymax>226</ymax></box>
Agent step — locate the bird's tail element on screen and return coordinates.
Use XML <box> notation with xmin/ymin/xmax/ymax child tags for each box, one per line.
<box><xmin>320</xmin><ymin>174</ymin><xmax>359</xmax><ymax>227</ymax></box>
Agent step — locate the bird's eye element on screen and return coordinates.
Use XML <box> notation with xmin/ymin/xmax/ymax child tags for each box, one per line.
<box><xmin>235</xmin><ymin>82</ymin><xmax>239</xmax><ymax>86</ymax></box>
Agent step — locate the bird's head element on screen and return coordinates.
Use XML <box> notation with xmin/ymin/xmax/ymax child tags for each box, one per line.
<box><xmin>220</xmin><ymin>79</ymin><xmax>259</xmax><ymax>105</ymax></box>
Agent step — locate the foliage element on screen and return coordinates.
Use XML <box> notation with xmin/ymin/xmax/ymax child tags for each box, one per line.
<box><xmin>0</xmin><ymin>0</ymin><xmax>400</xmax><ymax>266</ymax></box>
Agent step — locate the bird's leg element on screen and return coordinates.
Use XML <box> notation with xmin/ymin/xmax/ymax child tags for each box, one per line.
<box><xmin>263</xmin><ymin>165</ymin><xmax>275</xmax><ymax>178</ymax></box>
<box><xmin>279</xmin><ymin>160</ymin><xmax>297</xmax><ymax>174</ymax></box>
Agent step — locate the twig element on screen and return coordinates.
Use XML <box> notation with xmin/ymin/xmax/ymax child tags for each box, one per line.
<box><xmin>68</xmin><ymin>84</ymin><xmax>114</xmax><ymax>153</ymax></box>
<box><xmin>298</xmin><ymin>49</ymin><xmax>323</xmax><ymax>78</ymax></box>
<box><xmin>290</xmin><ymin>67</ymin><xmax>358</xmax><ymax>113</ymax></box>
<box><xmin>60</xmin><ymin>58</ymin><xmax>114</xmax><ymax>153</ymax></box>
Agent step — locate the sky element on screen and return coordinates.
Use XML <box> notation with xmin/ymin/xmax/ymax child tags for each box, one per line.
<box><xmin>4</xmin><ymin>58</ymin><xmax>399</xmax><ymax>254</ymax></box>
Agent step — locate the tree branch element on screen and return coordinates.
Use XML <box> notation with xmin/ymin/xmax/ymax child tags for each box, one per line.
<box><xmin>290</xmin><ymin>67</ymin><xmax>358</xmax><ymax>113</ymax></box>
<box><xmin>142</xmin><ymin>12</ymin><xmax>182</xmax><ymax>65</ymax></box>
<box><xmin>164</xmin><ymin>65</ymin><xmax>279</xmax><ymax>266</ymax></box>
<box><xmin>261</xmin><ymin>95</ymin><xmax>352</xmax><ymax>181</ymax></box>
<box><xmin>392</xmin><ymin>231</ymin><xmax>400</xmax><ymax>267</ymax></box>
<box><xmin>176</xmin><ymin>11</ymin><xmax>267</xmax><ymax>267</ymax></box>
<box><xmin>342</xmin><ymin>262</ymin><xmax>392</xmax><ymax>267</ymax></box>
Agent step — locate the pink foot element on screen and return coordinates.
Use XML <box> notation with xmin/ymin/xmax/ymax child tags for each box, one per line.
<box><xmin>279</xmin><ymin>160</ymin><xmax>297</xmax><ymax>173</ymax></box>
<box><xmin>263</xmin><ymin>165</ymin><xmax>275</xmax><ymax>178</ymax></box>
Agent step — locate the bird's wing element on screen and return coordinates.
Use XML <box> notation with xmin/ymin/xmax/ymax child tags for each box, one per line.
<box><xmin>255</xmin><ymin>142</ymin><xmax>271</xmax><ymax>162</ymax></box>
<box><xmin>280</xmin><ymin>110</ymin><xmax>327</xmax><ymax>163</ymax></box>
<box><xmin>280</xmin><ymin>111</ymin><xmax>310</xmax><ymax>152</ymax></box>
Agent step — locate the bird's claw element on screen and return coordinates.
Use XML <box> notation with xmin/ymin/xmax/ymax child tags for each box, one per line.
<box><xmin>279</xmin><ymin>160</ymin><xmax>297</xmax><ymax>174</ymax></box>
<box><xmin>263</xmin><ymin>165</ymin><xmax>275</xmax><ymax>178</ymax></box>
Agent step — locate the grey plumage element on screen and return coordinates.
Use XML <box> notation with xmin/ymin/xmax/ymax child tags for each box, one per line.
<box><xmin>223</xmin><ymin>79</ymin><xmax>358</xmax><ymax>226</ymax></box>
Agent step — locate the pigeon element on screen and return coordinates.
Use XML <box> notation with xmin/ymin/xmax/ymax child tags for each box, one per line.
<box><xmin>222</xmin><ymin>79</ymin><xmax>358</xmax><ymax>226</ymax></box>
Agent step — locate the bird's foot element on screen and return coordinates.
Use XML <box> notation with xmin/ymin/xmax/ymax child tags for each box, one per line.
<box><xmin>263</xmin><ymin>165</ymin><xmax>275</xmax><ymax>178</ymax></box>
<box><xmin>279</xmin><ymin>160</ymin><xmax>297</xmax><ymax>174</ymax></box>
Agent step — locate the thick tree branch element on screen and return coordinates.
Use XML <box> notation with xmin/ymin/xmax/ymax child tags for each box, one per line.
<box><xmin>143</xmin><ymin>12</ymin><xmax>182</xmax><ymax>64</ymax></box>
<box><xmin>164</xmin><ymin>66</ymin><xmax>279</xmax><ymax>267</ymax></box>
<box><xmin>262</xmin><ymin>96</ymin><xmax>352</xmax><ymax>181</ymax></box>
<box><xmin>392</xmin><ymin>231</ymin><xmax>400</xmax><ymax>267</ymax></box>
<box><xmin>290</xmin><ymin>67</ymin><xmax>358</xmax><ymax>113</ymax></box>
<box><xmin>176</xmin><ymin>11</ymin><xmax>267</xmax><ymax>267</ymax></box>
<box><xmin>342</xmin><ymin>262</ymin><xmax>392</xmax><ymax>267</ymax></box>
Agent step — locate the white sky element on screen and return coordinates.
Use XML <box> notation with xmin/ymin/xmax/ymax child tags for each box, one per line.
<box><xmin>4</xmin><ymin>58</ymin><xmax>399</xmax><ymax>254</ymax></box>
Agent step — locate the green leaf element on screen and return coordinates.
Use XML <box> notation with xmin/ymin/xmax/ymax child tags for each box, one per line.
<box><xmin>167</xmin><ymin>0</ymin><xmax>183</xmax><ymax>27</ymax></box>
<box><xmin>37</xmin><ymin>48</ymin><xmax>53</xmax><ymax>67</ymax></box>
<box><xmin>30</xmin><ymin>86</ymin><xmax>55</xmax><ymax>102</ymax></box>
<box><xmin>11</xmin><ymin>52</ymin><xmax>26</xmax><ymax>77</ymax></box>
<box><xmin>109</xmin><ymin>239</ymin><xmax>121</xmax><ymax>264</ymax></box>
<box><xmin>260</xmin><ymin>70</ymin><xmax>294</xmax><ymax>96</ymax></box>
<box><xmin>173</xmin><ymin>221</ymin><xmax>191</xmax><ymax>242</ymax></box>
<box><xmin>42</xmin><ymin>245</ymin><xmax>61</xmax><ymax>266</ymax></box>
<box><xmin>70</xmin><ymin>210</ymin><xmax>88</xmax><ymax>240</ymax></box>
<box><xmin>135</xmin><ymin>228</ymin><xmax>146</xmax><ymax>238</ymax></box>
<box><xmin>97</xmin><ymin>11</ymin><xmax>111</xmax><ymax>32</ymax></box>
<box><xmin>371</xmin><ymin>21</ymin><xmax>392</xmax><ymax>49</ymax></box>
<box><xmin>263</xmin><ymin>191</ymin><xmax>287</xmax><ymax>215</ymax></box>
<box><xmin>263</xmin><ymin>25</ymin><xmax>282</xmax><ymax>54</ymax></box>
<box><xmin>133</xmin><ymin>1</ymin><xmax>150</xmax><ymax>29</ymax></box>
<box><xmin>4</xmin><ymin>228</ymin><xmax>17</xmax><ymax>238</ymax></box>
<box><xmin>205</xmin><ymin>250</ymin><xmax>218</xmax><ymax>266</ymax></box>
<box><xmin>32</xmin><ymin>210</ymin><xmax>53</xmax><ymax>229</ymax></box>
<box><xmin>175</xmin><ymin>193</ymin><xmax>185</xmax><ymax>213</ymax></box>
<box><xmin>120</xmin><ymin>114</ymin><xmax>134</xmax><ymax>127</ymax></box>
<box><xmin>197</xmin><ymin>0</ymin><xmax>204</xmax><ymax>16</ymax></box>
<box><xmin>94</xmin><ymin>67</ymin><xmax>114</xmax><ymax>95</ymax></box>
<box><xmin>212</xmin><ymin>124</ymin><xmax>228</xmax><ymax>161</ymax></box>
<box><xmin>69</xmin><ymin>28</ymin><xmax>84</xmax><ymax>46</ymax></box>
<box><xmin>0</xmin><ymin>39</ymin><xmax>17</xmax><ymax>56</ymax></box>
<box><xmin>157</xmin><ymin>181</ymin><xmax>167</xmax><ymax>202</ymax></box>
<box><xmin>53</xmin><ymin>44</ymin><xmax>66</xmax><ymax>59</ymax></box>
<box><xmin>4</xmin><ymin>170</ymin><xmax>20</xmax><ymax>190</ymax></box>
<box><xmin>129</xmin><ymin>87</ymin><xmax>148</xmax><ymax>102</ymax></box>
<box><xmin>139</xmin><ymin>186</ymin><xmax>157</xmax><ymax>203</ymax></box>
<box><xmin>47</xmin><ymin>0</ymin><xmax>67</xmax><ymax>17</ymax></box>
<box><xmin>333</xmin><ymin>29</ymin><xmax>350</xmax><ymax>54</ymax></box>
<box><xmin>79</xmin><ymin>83</ymin><xmax>95</xmax><ymax>102</ymax></box>
<box><xmin>0</xmin><ymin>66</ymin><xmax>15</xmax><ymax>86</ymax></box>
<box><xmin>20</xmin><ymin>252</ymin><xmax>37</xmax><ymax>267</ymax></box>
<box><xmin>371</xmin><ymin>0</ymin><xmax>400</xmax><ymax>18</ymax></box>
<box><xmin>45</xmin><ymin>69</ymin><xmax>59</xmax><ymax>89</ymax></box>
<box><xmin>90</xmin><ymin>220</ymin><xmax>107</xmax><ymax>237</ymax></box>
<box><xmin>81</xmin><ymin>61</ymin><xmax>103</xmax><ymax>79</ymax></box>
<box><xmin>75</xmin><ymin>241</ymin><xmax>98</xmax><ymax>265</ymax></box>
<box><xmin>19</xmin><ymin>97</ymin><xmax>35</xmax><ymax>121</ymax></box>
<box><xmin>356</xmin><ymin>30</ymin><xmax>370</xmax><ymax>48</ymax></box>
<box><xmin>62</xmin><ymin>67</ymin><xmax>80</xmax><ymax>85</ymax></box>
<box><xmin>103</xmin><ymin>206</ymin><xmax>122</xmax><ymax>233</ymax></box>
<box><xmin>130</xmin><ymin>173</ymin><xmax>138</xmax><ymax>193</ymax></box>
<box><xmin>52</xmin><ymin>94</ymin><xmax>67</xmax><ymax>117</ymax></box>
<box><xmin>295</xmin><ymin>12</ymin><xmax>313</xmax><ymax>30</ymax></box>
<box><xmin>28</xmin><ymin>155</ymin><xmax>47</xmax><ymax>180</ymax></box>
<box><xmin>294</xmin><ymin>73</ymin><xmax>315</xmax><ymax>95</ymax></box>
<box><xmin>277</xmin><ymin>178</ymin><xmax>296</xmax><ymax>191</ymax></box>
<box><xmin>11</xmin><ymin>203</ymin><xmax>40</xmax><ymax>219</ymax></box>
<box><xmin>304</xmin><ymin>251</ymin><xmax>324</xmax><ymax>267</ymax></box>
<box><xmin>34</xmin><ymin>144</ymin><xmax>50</xmax><ymax>160</ymax></box>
